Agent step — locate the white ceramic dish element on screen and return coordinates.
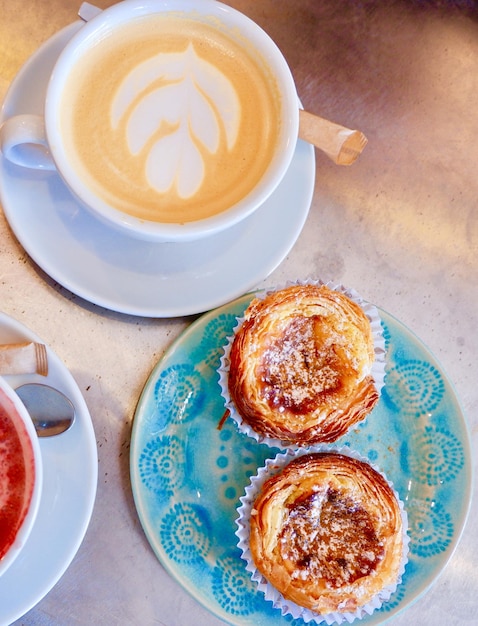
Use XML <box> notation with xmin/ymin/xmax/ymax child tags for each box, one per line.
<box><xmin>0</xmin><ymin>312</ymin><xmax>97</xmax><ymax>624</ymax></box>
<box><xmin>0</xmin><ymin>377</ymin><xmax>42</xmax><ymax>578</ymax></box>
<box><xmin>0</xmin><ymin>21</ymin><xmax>316</xmax><ymax>318</ymax></box>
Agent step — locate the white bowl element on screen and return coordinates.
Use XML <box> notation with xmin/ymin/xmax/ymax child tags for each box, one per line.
<box><xmin>0</xmin><ymin>376</ymin><xmax>43</xmax><ymax>577</ymax></box>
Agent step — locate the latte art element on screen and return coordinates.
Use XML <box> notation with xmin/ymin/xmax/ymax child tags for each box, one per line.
<box><xmin>62</xmin><ymin>14</ymin><xmax>281</xmax><ymax>224</ymax></box>
<box><xmin>111</xmin><ymin>42</ymin><xmax>240</xmax><ymax>199</ymax></box>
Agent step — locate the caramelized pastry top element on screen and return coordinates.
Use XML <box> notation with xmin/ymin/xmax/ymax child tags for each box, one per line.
<box><xmin>228</xmin><ymin>284</ymin><xmax>379</xmax><ymax>444</ymax></box>
<box><xmin>249</xmin><ymin>452</ymin><xmax>405</xmax><ymax>614</ymax></box>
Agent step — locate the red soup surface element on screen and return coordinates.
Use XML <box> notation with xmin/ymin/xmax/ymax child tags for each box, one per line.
<box><xmin>0</xmin><ymin>391</ymin><xmax>35</xmax><ymax>560</ymax></box>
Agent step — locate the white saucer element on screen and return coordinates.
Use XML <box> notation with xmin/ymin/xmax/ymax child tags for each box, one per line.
<box><xmin>0</xmin><ymin>22</ymin><xmax>316</xmax><ymax>318</ymax></box>
<box><xmin>0</xmin><ymin>312</ymin><xmax>97</xmax><ymax>624</ymax></box>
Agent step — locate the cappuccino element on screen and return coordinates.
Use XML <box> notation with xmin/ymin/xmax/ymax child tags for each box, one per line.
<box><xmin>61</xmin><ymin>13</ymin><xmax>282</xmax><ymax>224</ymax></box>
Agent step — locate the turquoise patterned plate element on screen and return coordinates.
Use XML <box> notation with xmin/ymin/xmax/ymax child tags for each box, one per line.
<box><xmin>130</xmin><ymin>294</ymin><xmax>472</xmax><ymax>625</ymax></box>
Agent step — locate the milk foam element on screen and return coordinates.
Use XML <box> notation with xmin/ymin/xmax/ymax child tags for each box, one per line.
<box><xmin>111</xmin><ymin>42</ymin><xmax>240</xmax><ymax>198</ymax></box>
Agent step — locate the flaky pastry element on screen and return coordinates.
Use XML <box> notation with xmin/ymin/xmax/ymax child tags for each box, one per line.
<box><xmin>228</xmin><ymin>284</ymin><xmax>379</xmax><ymax>444</ymax></box>
<box><xmin>248</xmin><ymin>452</ymin><xmax>405</xmax><ymax>615</ymax></box>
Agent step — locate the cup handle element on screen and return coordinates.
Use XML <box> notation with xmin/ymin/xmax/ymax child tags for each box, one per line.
<box><xmin>0</xmin><ymin>114</ymin><xmax>56</xmax><ymax>170</ymax></box>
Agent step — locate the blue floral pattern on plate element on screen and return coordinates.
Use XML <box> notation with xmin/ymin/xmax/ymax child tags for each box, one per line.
<box><xmin>130</xmin><ymin>295</ymin><xmax>472</xmax><ymax>625</ymax></box>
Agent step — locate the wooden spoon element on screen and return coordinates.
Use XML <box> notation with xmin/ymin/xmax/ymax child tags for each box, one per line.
<box><xmin>299</xmin><ymin>109</ymin><xmax>368</xmax><ymax>165</ymax></box>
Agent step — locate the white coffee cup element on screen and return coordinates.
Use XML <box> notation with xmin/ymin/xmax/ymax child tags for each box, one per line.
<box><xmin>0</xmin><ymin>377</ymin><xmax>43</xmax><ymax>577</ymax></box>
<box><xmin>0</xmin><ymin>0</ymin><xmax>299</xmax><ymax>242</ymax></box>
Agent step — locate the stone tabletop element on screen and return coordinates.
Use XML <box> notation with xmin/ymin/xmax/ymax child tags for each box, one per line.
<box><xmin>0</xmin><ymin>1</ymin><xmax>476</xmax><ymax>625</ymax></box>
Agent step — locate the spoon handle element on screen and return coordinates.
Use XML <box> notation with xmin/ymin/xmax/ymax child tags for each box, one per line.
<box><xmin>0</xmin><ymin>342</ymin><xmax>48</xmax><ymax>376</ymax></box>
<box><xmin>298</xmin><ymin>109</ymin><xmax>368</xmax><ymax>165</ymax></box>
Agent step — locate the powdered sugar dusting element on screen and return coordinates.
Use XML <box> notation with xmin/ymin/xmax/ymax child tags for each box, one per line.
<box><xmin>280</xmin><ymin>487</ymin><xmax>384</xmax><ymax>588</ymax></box>
<box><xmin>260</xmin><ymin>316</ymin><xmax>342</xmax><ymax>412</ymax></box>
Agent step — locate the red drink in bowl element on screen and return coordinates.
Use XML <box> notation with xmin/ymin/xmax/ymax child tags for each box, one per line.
<box><xmin>0</xmin><ymin>377</ymin><xmax>42</xmax><ymax>576</ymax></box>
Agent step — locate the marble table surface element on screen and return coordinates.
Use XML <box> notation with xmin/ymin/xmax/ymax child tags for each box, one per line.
<box><xmin>0</xmin><ymin>1</ymin><xmax>476</xmax><ymax>625</ymax></box>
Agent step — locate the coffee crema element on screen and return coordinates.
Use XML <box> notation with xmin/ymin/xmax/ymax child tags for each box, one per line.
<box><xmin>61</xmin><ymin>14</ymin><xmax>282</xmax><ymax>224</ymax></box>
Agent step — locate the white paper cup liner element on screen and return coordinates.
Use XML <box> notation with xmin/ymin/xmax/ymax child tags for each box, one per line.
<box><xmin>218</xmin><ymin>279</ymin><xmax>386</xmax><ymax>449</ymax></box>
<box><xmin>235</xmin><ymin>447</ymin><xmax>409</xmax><ymax>624</ymax></box>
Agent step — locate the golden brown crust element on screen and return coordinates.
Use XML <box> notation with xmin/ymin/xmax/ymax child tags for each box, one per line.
<box><xmin>228</xmin><ymin>284</ymin><xmax>378</xmax><ymax>444</ymax></box>
<box><xmin>249</xmin><ymin>453</ymin><xmax>404</xmax><ymax>614</ymax></box>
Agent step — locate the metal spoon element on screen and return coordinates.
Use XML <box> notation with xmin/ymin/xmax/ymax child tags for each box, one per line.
<box><xmin>15</xmin><ymin>383</ymin><xmax>75</xmax><ymax>437</ymax></box>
